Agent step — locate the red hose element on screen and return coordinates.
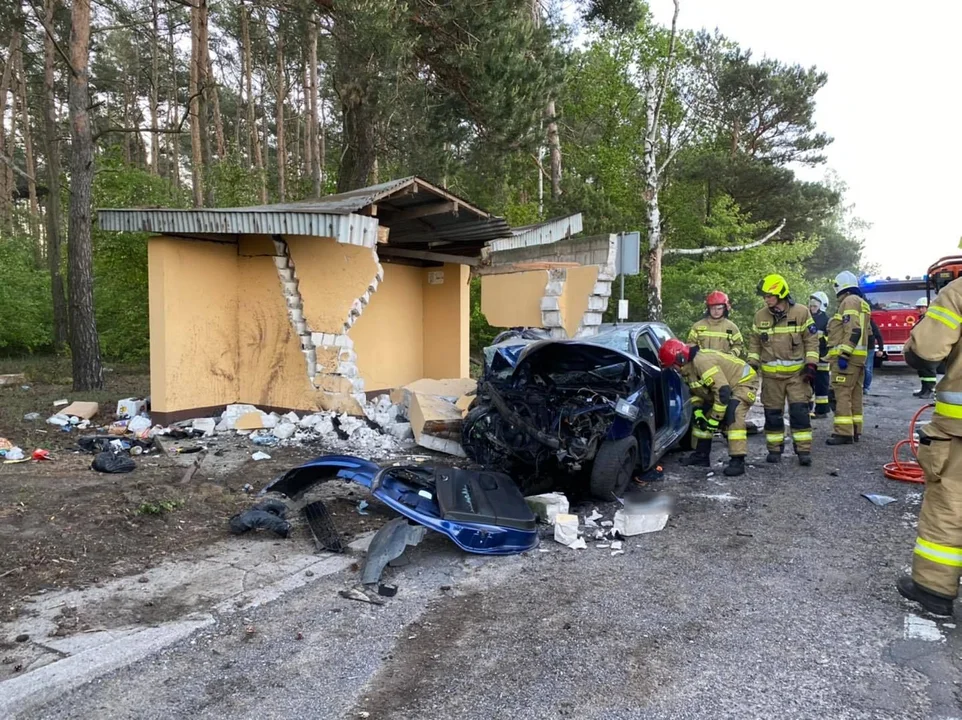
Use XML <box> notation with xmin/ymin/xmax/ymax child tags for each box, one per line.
<box><xmin>883</xmin><ymin>403</ymin><xmax>935</xmax><ymax>483</ymax></box>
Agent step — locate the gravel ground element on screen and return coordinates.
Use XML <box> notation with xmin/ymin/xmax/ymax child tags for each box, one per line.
<box><xmin>28</xmin><ymin>367</ymin><xmax>962</xmax><ymax>720</ymax></box>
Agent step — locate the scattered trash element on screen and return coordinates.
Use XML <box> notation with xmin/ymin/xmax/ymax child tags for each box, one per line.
<box><xmin>525</xmin><ymin>492</ymin><xmax>570</xmax><ymax>525</ymax></box>
<box><xmin>46</xmin><ymin>414</ymin><xmax>70</xmax><ymax>427</ymax></box>
<box><xmin>612</xmin><ymin>493</ymin><xmax>672</xmax><ymax>536</ymax></box>
<box><xmin>862</xmin><ymin>493</ymin><xmax>897</xmax><ymax>507</ymax></box>
<box><xmin>2</xmin><ymin>447</ymin><xmax>25</xmax><ymax>463</ymax></box>
<box><xmin>903</xmin><ymin>614</ymin><xmax>944</xmax><ymax>642</ymax></box>
<box><xmin>0</xmin><ymin>373</ymin><xmax>27</xmax><ymax>387</ymax></box>
<box><xmin>23</xmin><ymin>413</ymin><xmax>41</xmax><ymax>422</ymax></box>
<box><xmin>251</xmin><ymin>451</ymin><xmax>271</xmax><ymax>461</ymax></box>
<box><xmin>273</xmin><ymin>422</ymin><xmax>297</xmax><ymax>440</ymax></box>
<box><xmin>252</xmin><ymin>434</ymin><xmax>278</xmax><ymax>447</ymax></box>
<box><xmin>229</xmin><ymin>500</ymin><xmax>291</xmax><ymax>538</ymax></box>
<box><xmin>14</xmin><ymin>634</ymin><xmax>28</xmax><ymax>643</ymax></box>
<box><xmin>78</xmin><ymin>435</ymin><xmax>152</xmax><ymax>455</ymax></box>
<box><xmin>377</xmin><ymin>584</ymin><xmax>398</xmax><ymax>597</ymax></box>
<box><xmin>588</xmin><ymin>509</ymin><xmax>603</xmax><ymax>522</ymax></box>
<box><xmin>0</xmin><ymin>438</ymin><xmax>11</xmax><ymax>451</ymax></box>
<box><xmin>611</xmin><ymin>550</ymin><xmax>625</xmax><ymax>557</ymax></box>
<box><xmin>611</xmin><ymin>540</ymin><xmax>623</xmax><ymax>551</ymax></box>
<box><xmin>116</xmin><ymin>398</ymin><xmax>146</xmax><ymax>419</ymax></box>
<box><xmin>829</xmin><ymin>469</ymin><xmax>840</xmax><ymax>477</ymax></box>
<box><xmin>338</xmin><ymin>586</ymin><xmax>386</xmax><ymax>606</ymax></box>
<box><xmin>567</xmin><ymin>537</ymin><xmax>587</xmax><ymax>550</ymax></box>
<box><xmin>303</xmin><ymin>500</ymin><xmax>344</xmax><ymax>553</ymax></box>
<box><xmin>61</xmin><ymin>401</ymin><xmax>99</xmax><ymax>420</ymax></box>
<box><xmin>554</xmin><ymin>513</ymin><xmax>580</xmax><ymax>546</ymax></box>
<box><xmin>31</xmin><ymin>449</ymin><xmax>51</xmax><ymax>461</ymax></box>
<box><xmin>736</xmin><ymin>530</ymin><xmax>754</xmax><ymax>538</ymax></box>
<box><xmin>190</xmin><ymin>418</ymin><xmax>216</xmax><ymax>437</ymax></box>
<box><xmin>91</xmin><ymin>452</ymin><xmax>136</xmax><ymax>473</ymax></box>
<box><xmin>357</xmin><ymin>500</ymin><xmax>370</xmax><ymax>515</ymax></box>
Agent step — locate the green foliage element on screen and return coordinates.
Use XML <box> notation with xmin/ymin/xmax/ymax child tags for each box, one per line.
<box><xmin>0</xmin><ymin>232</ymin><xmax>53</xmax><ymax>354</ymax></box>
<box><xmin>469</xmin><ymin>277</ymin><xmax>498</xmax><ymax>360</ymax></box>
<box><xmin>92</xmin><ymin>154</ymin><xmax>185</xmax><ymax>362</ymax></box>
<box><xmin>207</xmin><ymin>154</ymin><xmax>266</xmax><ymax>208</ymax></box>
<box><xmin>136</xmin><ymin>498</ymin><xmax>184</xmax><ymax>516</ymax></box>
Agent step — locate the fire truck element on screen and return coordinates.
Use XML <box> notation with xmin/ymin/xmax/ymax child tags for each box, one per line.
<box><xmin>859</xmin><ymin>255</ymin><xmax>962</xmax><ymax>367</ymax></box>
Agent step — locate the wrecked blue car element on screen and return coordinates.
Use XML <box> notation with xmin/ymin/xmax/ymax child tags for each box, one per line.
<box><xmin>463</xmin><ymin>323</ymin><xmax>692</xmax><ymax>500</ymax></box>
<box><xmin>261</xmin><ymin>455</ymin><xmax>539</xmax><ymax>555</ymax></box>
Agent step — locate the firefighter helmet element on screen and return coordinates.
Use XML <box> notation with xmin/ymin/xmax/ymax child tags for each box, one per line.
<box><xmin>810</xmin><ymin>291</ymin><xmax>830</xmax><ymax>312</ymax></box>
<box><xmin>833</xmin><ymin>271</ymin><xmax>859</xmax><ymax>295</ymax></box>
<box><xmin>757</xmin><ymin>274</ymin><xmax>790</xmax><ymax>299</ymax></box>
<box><xmin>916</xmin><ymin>297</ymin><xmax>928</xmax><ymax>308</ymax></box>
<box><xmin>658</xmin><ymin>338</ymin><xmax>691</xmax><ymax>368</ymax></box>
<box><xmin>705</xmin><ymin>290</ymin><xmax>730</xmax><ymax>309</ymax></box>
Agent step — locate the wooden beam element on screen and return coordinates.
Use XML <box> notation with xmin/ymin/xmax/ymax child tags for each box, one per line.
<box><xmin>384</xmin><ymin>200</ymin><xmax>458</xmax><ymax>222</ymax></box>
<box><xmin>377</xmin><ymin>246</ymin><xmax>478</xmax><ymax>267</ymax></box>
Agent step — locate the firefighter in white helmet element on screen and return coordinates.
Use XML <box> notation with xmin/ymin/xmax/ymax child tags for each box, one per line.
<box><xmin>808</xmin><ymin>291</ymin><xmax>832</xmax><ymax>417</ymax></box>
<box><xmin>826</xmin><ymin>271</ymin><xmax>871</xmax><ymax>445</ymax></box>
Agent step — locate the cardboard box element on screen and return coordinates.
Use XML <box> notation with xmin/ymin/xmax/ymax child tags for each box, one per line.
<box><xmin>116</xmin><ymin>398</ymin><xmax>145</xmax><ymax>419</ymax></box>
<box><xmin>61</xmin><ymin>401</ymin><xmax>99</xmax><ymax>420</ymax></box>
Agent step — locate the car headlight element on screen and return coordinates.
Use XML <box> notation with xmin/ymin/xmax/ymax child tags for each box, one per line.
<box><xmin>615</xmin><ymin>398</ymin><xmax>639</xmax><ymax>420</ymax></box>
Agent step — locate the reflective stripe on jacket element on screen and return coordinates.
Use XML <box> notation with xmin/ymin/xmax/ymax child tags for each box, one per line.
<box><xmin>686</xmin><ymin>316</ymin><xmax>744</xmax><ymax>357</ymax></box>
<box><xmin>747</xmin><ymin>301</ymin><xmax>819</xmax><ymax>375</ymax></box>
<box><xmin>827</xmin><ymin>292</ymin><xmax>871</xmax><ymax>366</ymax></box>
<box><xmin>681</xmin><ymin>349</ymin><xmax>758</xmax><ymax>423</ymax></box>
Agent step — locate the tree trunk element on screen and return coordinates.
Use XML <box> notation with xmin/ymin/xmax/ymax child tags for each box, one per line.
<box><xmin>643</xmin><ymin>67</ymin><xmax>663</xmax><ymax>321</ymax></box>
<box><xmin>302</xmin><ymin>59</ymin><xmax>312</xmax><ymax>184</ymax></box>
<box><xmin>188</xmin><ymin>1</ymin><xmax>204</xmax><ymax>205</ymax></box>
<box><xmin>43</xmin><ymin>0</ymin><xmax>67</xmax><ymax>351</ymax></box>
<box><xmin>6</xmin><ymin>57</ymin><xmax>18</xmax><ymax>231</ymax></box>
<box><xmin>149</xmin><ymin>0</ymin><xmax>160</xmax><ymax>175</ymax></box>
<box><xmin>209</xmin><ymin>56</ymin><xmax>226</xmax><ymax>159</ymax></box>
<box><xmin>319</xmin><ymin>91</ymin><xmax>326</xmax><ymax>192</ymax></box>
<box><xmin>0</xmin><ymin>31</ymin><xmax>20</xmax><ymax>227</ymax></box>
<box><xmin>196</xmin><ymin>0</ymin><xmax>212</xmax><ymax>204</ymax></box>
<box><xmin>240</xmin><ymin>2</ymin><xmax>253</xmax><ymax>163</ymax></box>
<box><xmin>308</xmin><ymin>19</ymin><xmax>321</xmax><ymax>196</ymax></box>
<box><xmin>67</xmin><ymin>0</ymin><xmax>104</xmax><ymax>390</ymax></box>
<box><xmin>16</xmin><ymin>43</ymin><xmax>40</xmax><ymax>241</ymax></box>
<box><xmin>259</xmin><ymin>71</ymin><xmax>268</xmax><ymax>202</ymax></box>
<box><xmin>168</xmin><ymin>13</ymin><xmax>180</xmax><ymax>190</ymax></box>
<box><xmin>546</xmin><ymin>99</ymin><xmax>561</xmax><ymax>199</ymax></box>
<box><xmin>275</xmin><ymin>29</ymin><xmax>286</xmax><ymax>201</ymax></box>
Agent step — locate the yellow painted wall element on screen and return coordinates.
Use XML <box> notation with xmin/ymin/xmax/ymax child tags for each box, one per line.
<box><xmin>287</xmin><ymin>235</ymin><xmax>379</xmax><ymax>334</ymax></box>
<box><xmin>480</xmin><ymin>270</ymin><xmax>548</xmax><ymax>329</ymax></box>
<box><xmin>148</xmin><ymin>236</ymin><xmax>240</xmax><ymax>413</ymax></box>
<box><xmin>561</xmin><ymin>265</ymin><xmax>600</xmax><ymax>337</ymax></box>
<box><xmin>423</xmin><ymin>264</ymin><xmax>470</xmax><ymax>379</ymax></box>
<box><xmin>351</xmin><ymin>262</ymin><xmax>425</xmax><ymax>390</ymax></box>
<box><xmin>236</xmin><ymin>255</ymin><xmax>320</xmax><ymax>411</ymax></box>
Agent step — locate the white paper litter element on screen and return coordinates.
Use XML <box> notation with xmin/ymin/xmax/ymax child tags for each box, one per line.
<box><xmin>588</xmin><ymin>509</ymin><xmax>603</xmax><ymax>522</ymax></box>
<box><xmin>4</xmin><ymin>447</ymin><xmax>24</xmax><ymax>461</ymax></box>
<box><xmin>611</xmin><ymin>550</ymin><xmax>625</xmax><ymax>557</ymax></box>
<box><xmin>191</xmin><ymin>418</ymin><xmax>216</xmax><ymax>437</ymax></box>
<box><xmin>46</xmin><ymin>413</ymin><xmax>70</xmax><ymax>427</ymax></box>
<box><xmin>613</xmin><ymin>508</ymin><xmax>669</xmax><ymax>536</ymax></box>
<box><xmin>600</xmin><ymin>520</ymin><xmax>613</xmax><ymax>527</ymax></box>
<box><xmin>553</xmin><ymin>513</ymin><xmax>580</xmax><ymax>545</ymax></box>
<box><xmin>251</xmin><ymin>451</ymin><xmax>271</xmax><ymax>461</ymax></box>
<box><xmin>611</xmin><ymin>540</ymin><xmax>623</xmax><ymax>551</ymax></box>
<box><xmin>567</xmin><ymin>537</ymin><xmax>587</xmax><ymax>550</ymax></box>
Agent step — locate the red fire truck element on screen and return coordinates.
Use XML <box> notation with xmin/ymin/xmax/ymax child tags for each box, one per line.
<box><xmin>858</xmin><ymin>275</ymin><xmax>927</xmax><ymax>367</ymax></box>
<box><xmin>860</xmin><ymin>256</ymin><xmax>962</xmax><ymax>367</ymax></box>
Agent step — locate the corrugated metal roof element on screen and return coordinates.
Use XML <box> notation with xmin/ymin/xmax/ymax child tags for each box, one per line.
<box><xmin>489</xmin><ymin>213</ymin><xmax>583</xmax><ymax>252</ymax></box>
<box><xmin>98</xmin><ymin>208</ymin><xmax>380</xmax><ymax>245</ymax></box>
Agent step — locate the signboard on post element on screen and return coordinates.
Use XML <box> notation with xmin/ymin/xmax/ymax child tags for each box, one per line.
<box><xmin>615</xmin><ymin>232</ymin><xmax>641</xmax><ymax>322</ymax></box>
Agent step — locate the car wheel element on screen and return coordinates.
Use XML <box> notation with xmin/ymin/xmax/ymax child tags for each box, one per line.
<box><xmin>589</xmin><ymin>436</ymin><xmax>638</xmax><ymax>501</ymax></box>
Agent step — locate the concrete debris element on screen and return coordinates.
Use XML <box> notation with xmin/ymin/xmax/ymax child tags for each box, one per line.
<box><xmin>273</xmin><ymin>422</ymin><xmax>297</xmax><ymax>440</ymax></box>
<box><xmin>191</xmin><ymin>418</ymin><xmax>216</xmax><ymax>437</ymax></box>
<box><xmin>613</xmin><ymin>507</ymin><xmax>669</xmax><ymax>536</ymax></box>
<box><xmin>525</xmin><ymin>492</ymin><xmax>570</xmax><ymax>524</ymax></box>
<box><xmin>554</xmin><ymin>513</ymin><xmax>580</xmax><ymax>546</ymax></box>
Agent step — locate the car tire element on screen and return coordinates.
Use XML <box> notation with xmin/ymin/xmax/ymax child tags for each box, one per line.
<box><xmin>589</xmin><ymin>436</ymin><xmax>638</xmax><ymax>501</ymax></box>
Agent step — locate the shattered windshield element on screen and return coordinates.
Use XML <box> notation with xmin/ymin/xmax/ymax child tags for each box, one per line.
<box><xmin>583</xmin><ymin>332</ymin><xmax>633</xmax><ymax>354</ymax></box>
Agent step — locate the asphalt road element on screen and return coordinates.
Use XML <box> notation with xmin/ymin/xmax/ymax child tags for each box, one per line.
<box><xmin>29</xmin><ymin>367</ymin><xmax>962</xmax><ymax>719</ymax></box>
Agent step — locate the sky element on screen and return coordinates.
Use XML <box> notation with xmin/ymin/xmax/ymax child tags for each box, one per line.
<box><xmin>635</xmin><ymin>1</ymin><xmax>962</xmax><ymax>277</ymax></box>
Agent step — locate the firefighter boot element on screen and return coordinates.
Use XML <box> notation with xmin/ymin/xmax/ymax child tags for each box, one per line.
<box><xmin>797</xmin><ymin>452</ymin><xmax>812</xmax><ymax>467</ymax></box>
<box><xmin>723</xmin><ymin>456</ymin><xmax>745</xmax><ymax>477</ymax></box>
<box><xmin>681</xmin><ymin>439</ymin><xmax>712</xmax><ymax>467</ymax></box>
<box><xmin>914</xmin><ymin>382</ymin><xmax>936</xmax><ymax>400</ymax></box>
<box><xmin>826</xmin><ymin>434</ymin><xmax>855</xmax><ymax>446</ymax></box>
<box><xmin>766</xmin><ymin>446</ymin><xmax>783</xmax><ymax>464</ymax></box>
<box><xmin>897</xmin><ymin>574</ymin><xmax>954</xmax><ymax>617</ymax></box>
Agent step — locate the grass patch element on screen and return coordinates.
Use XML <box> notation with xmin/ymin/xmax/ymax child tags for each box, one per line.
<box><xmin>136</xmin><ymin>499</ymin><xmax>185</xmax><ymax>516</ymax></box>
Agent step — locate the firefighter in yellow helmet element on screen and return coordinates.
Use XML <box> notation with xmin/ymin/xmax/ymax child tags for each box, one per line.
<box><xmin>897</xmin><ymin>276</ymin><xmax>962</xmax><ymax>616</ymax></box>
<box><xmin>825</xmin><ymin>271</ymin><xmax>872</xmax><ymax>445</ymax></box>
<box><xmin>747</xmin><ymin>274</ymin><xmax>820</xmax><ymax>465</ymax></box>
<box><xmin>686</xmin><ymin>290</ymin><xmax>744</xmax><ymax>357</ymax></box>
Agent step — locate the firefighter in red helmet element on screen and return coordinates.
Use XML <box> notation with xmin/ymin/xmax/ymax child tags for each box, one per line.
<box><xmin>659</xmin><ymin>338</ymin><xmax>759</xmax><ymax>477</ymax></box>
<box><xmin>687</xmin><ymin>290</ymin><xmax>744</xmax><ymax>357</ymax></box>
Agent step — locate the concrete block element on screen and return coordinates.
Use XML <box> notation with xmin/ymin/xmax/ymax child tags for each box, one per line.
<box><xmin>416</xmin><ymin>433</ymin><xmax>466</xmax><ymax>457</ymax></box>
<box><xmin>277</xmin><ymin>267</ymin><xmax>294</xmax><ymax>282</ymax></box>
<box><xmin>342</xmin><ymin>315</ymin><xmax>357</xmax><ymax>331</ymax></box>
<box><xmin>352</xmin><ymin>378</ymin><xmax>366</xmax><ymax>394</ymax></box>
<box><xmin>542</xmin><ymin>310</ymin><xmax>563</xmax><ymax>327</ymax></box>
<box><xmin>286</xmin><ymin>296</ymin><xmax>302</xmax><ymax>310</ymax></box>
<box><xmin>312</xmin><ymin>332</ymin><xmax>336</xmax><ymax>347</ymax></box>
<box><xmin>368</xmin><ymin>276</ymin><xmax>380</xmax><ymax>294</ymax></box>
<box><xmin>597</xmin><ymin>269</ymin><xmax>616</xmax><ymax>282</ymax></box>
<box><xmin>375</xmin><ymin>263</ymin><xmax>385</xmax><ymax>283</ymax></box>
<box><xmin>295</xmin><ymin>320</ymin><xmax>307</xmax><ymax>335</ymax></box>
<box><xmin>339</xmin><ymin>349</ymin><xmax>357</xmax><ymax>364</ymax></box>
<box><xmin>540</xmin><ymin>296</ymin><xmax>561</xmax><ymax>311</ymax></box>
<box><xmin>282</xmin><ymin>281</ymin><xmax>299</xmax><ymax>295</ymax></box>
<box><xmin>358</xmin><ymin>290</ymin><xmax>372</xmax><ymax>306</ymax></box>
<box><xmin>272</xmin><ymin>256</ymin><xmax>289</xmax><ymax>270</ymax></box>
<box><xmin>336</xmin><ymin>362</ymin><xmax>358</xmax><ymax>378</ymax></box>
<box><xmin>300</xmin><ymin>334</ymin><xmax>312</xmax><ymax>349</ymax></box>
<box><xmin>582</xmin><ymin>312</ymin><xmax>603</xmax><ymax>326</ymax></box>
<box><xmin>314</xmin><ymin>374</ymin><xmax>355</xmax><ymax>394</ymax></box>
<box><xmin>592</xmin><ymin>281</ymin><xmax>612</xmax><ymax>297</ymax></box>
<box><xmin>334</xmin><ymin>334</ymin><xmax>354</xmax><ymax>349</ymax></box>
<box><xmin>588</xmin><ymin>295</ymin><xmax>609</xmax><ymax>312</ymax></box>
<box><xmin>549</xmin><ymin>327</ymin><xmax>568</xmax><ymax>339</ymax></box>
<box><xmin>272</xmin><ymin>238</ymin><xmax>287</xmax><ymax>255</ymax></box>
<box><xmin>289</xmin><ymin>307</ymin><xmax>304</xmax><ymax>323</ymax></box>
<box><xmin>390</xmin><ymin>422</ymin><xmax>414</xmax><ymax>441</ymax></box>
<box><xmin>544</xmin><ymin>280</ymin><xmax>565</xmax><ymax>296</ymax></box>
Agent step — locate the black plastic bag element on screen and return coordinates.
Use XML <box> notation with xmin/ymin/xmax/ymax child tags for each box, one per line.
<box><xmin>251</xmin><ymin>499</ymin><xmax>288</xmax><ymax>518</ymax></box>
<box><xmin>91</xmin><ymin>452</ymin><xmax>136</xmax><ymax>474</ymax></box>
<box><xmin>79</xmin><ymin>435</ymin><xmax>152</xmax><ymax>455</ymax></box>
<box><xmin>228</xmin><ymin>509</ymin><xmax>291</xmax><ymax>538</ymax></box>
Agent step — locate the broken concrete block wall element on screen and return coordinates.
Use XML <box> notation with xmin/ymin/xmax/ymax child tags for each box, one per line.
<box><xmin>147</xmin><ymin>229</ymin><xmax>473</xmax><ymax>424</ymax></box>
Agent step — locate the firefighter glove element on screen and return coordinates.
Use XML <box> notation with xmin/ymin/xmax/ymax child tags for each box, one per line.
<box><xmin>803</xmin><ymin>364</ymin><xmax>817</xmax><ymax>384</ymax></box>
<box><xmin>838</xmin><ymin>356</ymin><xmax>848</xmax><ymax>370</ymax></box>
<box><xmin>693</xmin><ymin>410</ymin><xmax>709</xmax><ymax>432</ymax></box>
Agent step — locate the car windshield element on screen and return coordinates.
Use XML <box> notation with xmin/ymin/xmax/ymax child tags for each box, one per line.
<box><xmin>864</xmin><ymin>289</ymin><xmax>925</xmax><ymax>310</ymax></box>
<box><xmin>583</xmin><ymin>332</ymin><xmax>632</xmax><ymax>354</ymax></box>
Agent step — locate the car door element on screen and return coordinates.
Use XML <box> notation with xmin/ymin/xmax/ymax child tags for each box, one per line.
<box><xmin>645</xmin><ymin>324</ymin><xmax>692</xmax><ymax>438</ymax></box>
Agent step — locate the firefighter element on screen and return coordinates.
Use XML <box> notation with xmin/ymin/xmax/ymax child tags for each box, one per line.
<box><xmin>896</xmin><ymin>277</ymin><xmax>962</xmax><ymax>616</ymax></box>
<box><xmin>658</xmin><ymin>339</ymin><xmax>759</xmax><ymax>477</ymax></box>
<box><xmin>747</xmin><ymin>274</ymin><xmax>820</xmax><ymax>465</ymax></box>
<box><xmin>825</xmin><ymin>271</ymin><xmax>872</xmax><ymax>445</ymax></box>
<box><xmin>687</xmin><ymin>291</ymin><xmax>744</xmax><ymax>357</ymax></box>
<box><xmin>808</xmin><ymin>291</ymin><xmax>832</xmax><ymax>417</ymax></box>
<box><xmin>913</xmin><ymin>297</ymin><xmax>937</xmax><ymax>399</ymax></box>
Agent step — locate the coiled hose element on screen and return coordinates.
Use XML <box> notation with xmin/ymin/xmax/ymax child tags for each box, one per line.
<box><xmin>883</xmin><ymin>403</ymin><xmax>934</xmax><ymax>483</ymax></box>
